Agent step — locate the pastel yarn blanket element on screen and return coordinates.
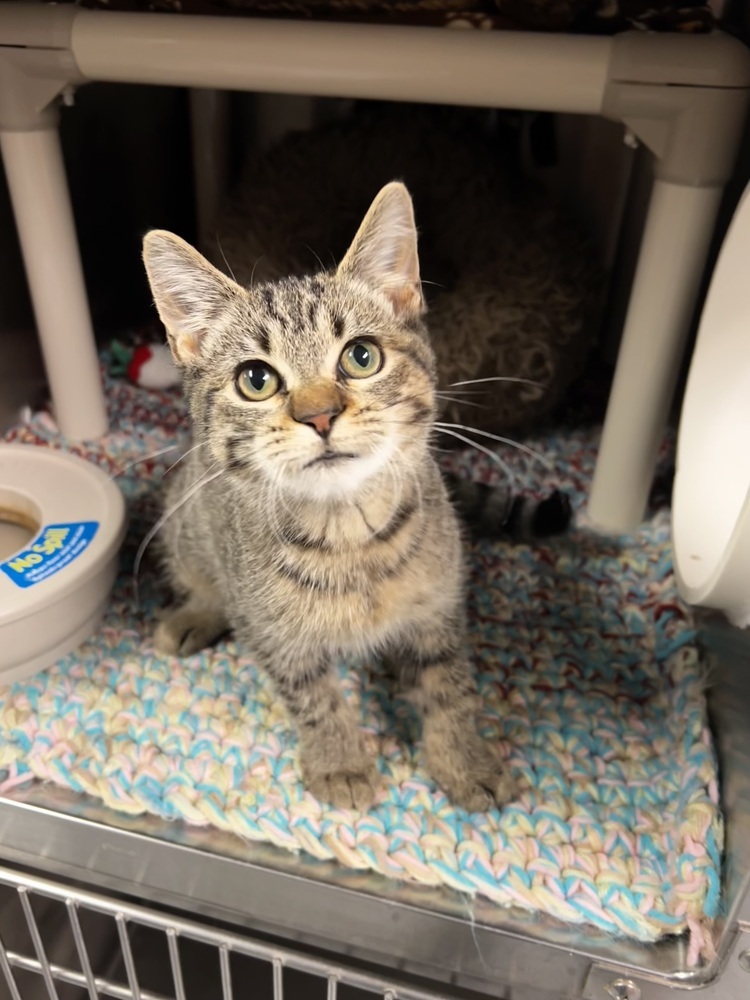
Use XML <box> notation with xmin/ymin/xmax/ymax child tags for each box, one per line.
<box><xmin>0</xmin><ymin>363</ymin><xmax>722</xmax><ymax>964</ymax></box>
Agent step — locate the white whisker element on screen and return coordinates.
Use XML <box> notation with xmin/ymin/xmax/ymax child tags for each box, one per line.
<box><xmin>264</xmin><ymin>477</ymin><xmax>284</xmax><ymax>546</ymax></box>
<box><xmin>264</xmin><ymin>460</ymin><xmax>308</xmax><ymax>547</ymax></box>
<box><xmin>410</xmin><ymin>464</ymin><xmax>424</xmax><ymax>521</ymax></box>
<box><xmin>435</xmin><ymin>427</ymin><xmax>515</xmax><ymax>482</ymax></box>
<box><xmin>171</xmin><ymin>500</ymin><xmax>191</xmax><ymax>582</ymax></box>
<box><xmin>303</xmin><ymin>243</ymin><xmax>328</xmax><ymax>274</ymax></box>
<box><xmin>267</xmin><ymin>470</ymin><xmax>297</xmax><ymax>546</ymax></box>
<box><xmin>434</xmin><ymin>422</ymin><xmax>552</xmax><ymax>470</ymax></box>
<box><xmin>435</xmin><ymin>387</ymin><xmax>495</xmax><ymax>397</ymax></box>
<box><xmin>184</xmin><ymin>459</ymin><xmax>220</xmax><ymax>494</ymax></box>
<box><xmin>449</xmin><ymin>376</ymin><xmax>543</xmax><ymax>389</ymax></box>
<box><xmin>162</xmin><ymin>440</ymin><xmax>207</xmax><ymax>478</ymax></box>
<box><xmin>249</xmin><ymin>255</ymin><xmax>265</xmax><ymax>290</ymax></box>
<box><xmin>216</xmin><ymin>236</ymin><xmax>237</xmax><ymax>283</ymax></box>
<box><xmin>382</xmin><ymin>457</ymin><xmax>405</xmax><ymax>533</ymax></box>
<box><xmin>110</xmin><ymin>444</ymin><xmax>181</xmax><ymax>480</ymax></box>
<box><xmin>435</xmin><ymin>393</ymin><xmax>485</xmax><ymax>409</ymax></box>
<box><xmin>133</xmin><ymin>465</ymin><xmax>224</xmax><ymax>607</ymax></box>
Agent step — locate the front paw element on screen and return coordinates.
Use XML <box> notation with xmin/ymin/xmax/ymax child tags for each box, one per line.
<box><xmin>154</xmin><ymin>605</ymin><xmax>228</xmax><ymax>656</ymax></box>
<box><xmin>426</xmin><ymin>735</ymin><xmax>517</xmax><ymax>813</ymax></box>
<box><xmin>303</xmin><ymin>757</ymin><xmax>380</xmax><ymax>811</ymax></box>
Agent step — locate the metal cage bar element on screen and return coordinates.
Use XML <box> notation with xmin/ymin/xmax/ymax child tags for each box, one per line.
<box><xmin>18</xmin><ymin>887</ymin><xmax>60</xmax><ymax>1000</ymax></box>
<box><xmin>219</xmin><ymin>943</ymin><xmax>233</xmax><ymax>1000</ymax></box>
<box><xmin>66</xmin><ymin>898</ymin><xmax>100</xmax><ymax>1000</ymax></box>
<box><xmin>0</xmin><ymin>864</ymin><xmax>449</xmax><ymax>1000</ymax></box>
<box><xmin>2</xmin><ymin>951</ymin><xmax>170</xmax><ymax>1000</ymax></box>
<box><xmin>166</xmin><ymin>928</ymin><xmax>186</xmax><ymax>1000</ymax></box>
<box><xmin>0</xmin><ymin>929</ymin><xmax>23</xmax><ymax>1000</ymax></box>
<box><xmin>273</xmin><ymin>957</ymin><xmax>284</xmax><ymax>1000</ymax></box>
<box><xmin>115</xmin><ymin>914</ymin><xmax>141</xmax><ymax>1000</ymax></box>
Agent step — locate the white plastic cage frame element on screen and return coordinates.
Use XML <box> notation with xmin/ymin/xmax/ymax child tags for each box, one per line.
<box><xmin>1</xmin><ymin>3</ymin><xmax>750</xmax><ymax>532</ymax></box>
<box><xmin>0</xmin><ymin>863</ymin><xmax>450</xmax><ymax>1000</ymax></box>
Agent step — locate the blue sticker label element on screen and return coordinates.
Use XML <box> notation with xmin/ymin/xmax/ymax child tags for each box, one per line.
<box><xmin>1</xmin><ymin>522</ymin><xmax>99</xmax><ymax>589</ymax></box>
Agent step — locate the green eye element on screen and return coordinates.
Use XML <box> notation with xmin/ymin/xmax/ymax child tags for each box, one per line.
<box><xmin>236</xmin><ymin>362</ymin><xmax>280</xmax><ymax>401</ymax></box>
<box><xmin>339</xmin><ymin>340</ymin><xmax>382</xmax><ymax>379</ymax></box>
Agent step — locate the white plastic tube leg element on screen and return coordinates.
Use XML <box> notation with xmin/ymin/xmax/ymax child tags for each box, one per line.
<box><xmin>189</xmin><ymin>88</ymin><xmax>230</xmax><ymax>253</ymax></box>
<box><xmin>0</xmin><ymin>127</ymin><xmax>108</xmax><ymax>441</ymax></box>
<box><xmin>588</xmin><ymin>179</ymin><xmax>724</xmax><ymax>534</ymax></box>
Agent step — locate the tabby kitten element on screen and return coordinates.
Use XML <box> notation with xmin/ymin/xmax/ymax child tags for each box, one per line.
<box><xmin>142</xmin><ymin>182</ymin><xmax>517</xmax><ymax>812</ymax></box>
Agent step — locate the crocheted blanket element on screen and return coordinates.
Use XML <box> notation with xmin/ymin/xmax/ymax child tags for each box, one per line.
<box><xmin>0</xmin><ymin>364</ymin><xmax>722</xmax><ymax>964</ymax></box>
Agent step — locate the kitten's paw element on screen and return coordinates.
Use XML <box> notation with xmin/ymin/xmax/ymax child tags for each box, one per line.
<box><xmin>427</xmin><ymin>739</ymin><xmax>517</xmax><ymax>813</ymax></box>
<box><xmin>153</xmin><ymin>606</ymin><xmax>228</xmax><ymax>656</ymax></box>
<box><xmin>446</xmin><ymin>765</ymin><xmax>517</xmax><ymax>814</ymax></box>
<box><xmin>305</xmin><ymin>762</ymin><xmax>380</xmax><ymax>811</ymax></box>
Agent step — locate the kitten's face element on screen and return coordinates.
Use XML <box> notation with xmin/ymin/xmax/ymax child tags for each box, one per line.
<box><xmin>143</xmin><ymin>182</ymin><xmax>435</xmax><ymax>501</ymax></box>
<box><xmin>193</xmin><ymin>273</ymin><xmax>435</xmax><ymax>500</ymax></box>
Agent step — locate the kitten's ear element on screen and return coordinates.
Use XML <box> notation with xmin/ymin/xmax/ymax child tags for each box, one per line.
<box><xmin>142</xmin><ymin>230</ymin><xmax>240</xmax><ymax>365</ymax></box>
<box><xmin>337</xmin><ymin>182</ymin><xmax>424</xmax><ymax>318</ymax></box>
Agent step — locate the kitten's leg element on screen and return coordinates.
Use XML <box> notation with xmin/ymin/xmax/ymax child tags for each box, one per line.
<box><xmin>154</xmin><ymin>514</ymin><xmax>229</xmax><ymax>655</ymax></box>
<box><xmin>153</xmin><ymin>551</ymin><xmax>228</xmax><ymax>655</ymax></box>
<box><xmin>154</xmin><ymin>593</ymin><xmax>229</xmax><ymax>656</ymax></box>
<box><xmin>155</xmin><ymin>594</ymin><xmax>228</xmax><ymax>656</ymax></box>
<box><xmin>260</xmin><ymin>652</ymin><xmax>380</xmax><ymax>810</ymax></box>
<box><xmin>395</xmin><ymin>629</ymin><xmax>516</xmax><ymax>812</ymax></box>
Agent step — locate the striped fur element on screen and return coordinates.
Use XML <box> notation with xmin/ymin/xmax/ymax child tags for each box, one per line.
<box><xmin>142</xmin><ymin>182</ymin><xmax>550</xmax><ymax>813</ymax></box>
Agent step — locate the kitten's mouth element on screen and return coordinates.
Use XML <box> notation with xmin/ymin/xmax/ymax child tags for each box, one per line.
<box><xmin>304</xmin><ymin>450</ymin><xmax>358</xmax><ymax>469</ymax></box>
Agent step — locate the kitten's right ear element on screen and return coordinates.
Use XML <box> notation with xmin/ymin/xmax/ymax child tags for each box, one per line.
<box><xmin>142</xmin><ymin>230</ymin><xmax>239</xmax><ymax>365</ymax></box>
<box><xmin>337</xmin><ymin>182</ymin><xmax>423</xmax><ymax>318</ymax></box>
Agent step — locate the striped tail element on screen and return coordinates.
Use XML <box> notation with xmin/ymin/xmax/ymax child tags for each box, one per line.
<box><xmin>443</xmin><ymin>473</ymin><xmax>572</xmax><ymax>542</ymax></box>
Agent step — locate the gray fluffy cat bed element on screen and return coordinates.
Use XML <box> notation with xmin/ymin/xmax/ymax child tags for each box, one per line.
<box><xmin>215</xmin><ymin>104</ymin><xmax>603</xmax><ymax>434</ymax></box>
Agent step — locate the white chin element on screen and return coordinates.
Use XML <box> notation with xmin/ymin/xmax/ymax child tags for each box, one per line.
<box><xmin>286</xmin><ymin>448</ymin><xmax>391</xmax><ymax>502</ymax></box>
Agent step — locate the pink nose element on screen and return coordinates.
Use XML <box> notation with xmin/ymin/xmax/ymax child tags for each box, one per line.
<box><xmin>307</xmin><ymin>412</ymin><xmax>334</xmax><ymax>435</ymax></box>
<box><xmin>293</xmin><ymin>402</ymin><xmax>343</xmax><ymax>438</ymax></box>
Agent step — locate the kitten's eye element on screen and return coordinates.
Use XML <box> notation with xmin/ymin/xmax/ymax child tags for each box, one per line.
<box><xmin>339</xmin><ymin>340</ymin><xmax>382</xmax><ymax>379</ymax></box>
<box><xmin>236</xmin><ymin>362</ymin><xmax>280</xmax><ymax>401</ymax></box>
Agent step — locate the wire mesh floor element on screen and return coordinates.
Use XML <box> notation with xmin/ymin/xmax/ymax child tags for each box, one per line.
<box><xmin>0</xmin><ymin>865</ymin><xmax>449</xmax><ymax>1000</ymax></box>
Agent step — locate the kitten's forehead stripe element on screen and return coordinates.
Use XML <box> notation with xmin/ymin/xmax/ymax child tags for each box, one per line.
<box><xmin>261</xmin><ymin>286</ymin><xmax>276</xmax><ymax>314</ymax></box>
<box><xmin>255</xmin><ymin>325</ymin><xmax>271</xmax><ymax>354</ymax></box>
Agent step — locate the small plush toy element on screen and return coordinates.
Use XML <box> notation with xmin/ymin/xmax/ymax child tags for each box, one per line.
<box><xmin>127</xmin><ymin>343</ymin><xmax>180</xmax><ymax>389</ymax></box>
<box><xmin>110</xmin><ymin>340</ymin><xmax>180</xmax><ymax>390</ymax></box>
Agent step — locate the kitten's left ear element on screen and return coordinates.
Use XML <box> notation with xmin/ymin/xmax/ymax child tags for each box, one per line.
<box><xmin>142</xmin><ymin>230</ymin><xmax>240</xmax><ymax>365</ymax></box>
<box><xmin>337</xmin><ymin>182</ymin><xmax>424</xmax><ymax>318</ymax></box>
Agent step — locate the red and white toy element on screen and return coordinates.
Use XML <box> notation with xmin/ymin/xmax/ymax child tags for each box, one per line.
<box><xmin>127</xmin><ymin>344</ymin><xmax>180</xmax><ymax>390</ymax></box>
